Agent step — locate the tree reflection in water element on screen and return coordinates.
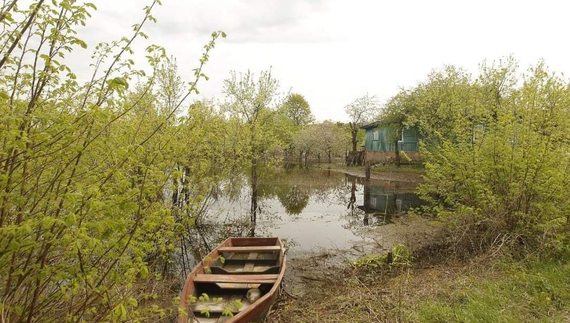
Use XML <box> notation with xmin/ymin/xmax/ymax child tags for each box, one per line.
<box><xmin>174</xmin><ymin>166</ymin><xmax>425</xmax><ymax>278</ymax></box>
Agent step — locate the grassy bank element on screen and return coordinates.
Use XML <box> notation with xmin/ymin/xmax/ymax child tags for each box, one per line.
<box><xmin>416</xmin><ymin>258</ymin><xmax>570</xmax><ymax>322</ymax></box>
<box><xmin>268</xmin><ymin>251</ymin><xmax>570</xmax><ymax>322</ymax></box>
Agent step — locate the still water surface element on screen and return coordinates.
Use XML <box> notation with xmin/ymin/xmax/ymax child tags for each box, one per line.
<box><xmin>198</xmin><ymin>167</ymin><xmax>424</xmax><ymax>258</ymax></box>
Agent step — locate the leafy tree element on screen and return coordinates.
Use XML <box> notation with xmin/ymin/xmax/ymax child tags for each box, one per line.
<box><xmin>414</xmin><ymin>58</ymin><xmax>570</xmax><ymax>253</ymax></box>
<box><xmin>223</xmin><ymin>69</ymin><xmax>282</xmax><ymax>223</ymax></box>
<box><xmin>0</xmin><ymin>1</ymin><xmax>226</xmax><ymax>321</ymax></box>
<box><xmin>282</xmin><ymin>93</ymin><xmax>314</xmax><ymax>127</ymax></box>
<box><xmin>380</xmin><ymin>89</ymin><xmax>418</xmax><ymax>167</ymax></box>
<box><xmin>314</xmin><ymin>120</ymin><xmax>348</xmax><ymax>163</ymax></box>
<box><xmin>411</xmin><ymin>65</ymin><xmax>476</xmax><ymax>144</ymax></box>
<box><xmin>344</xmin><ymin>94</ymin><xmax>380</xmax><ymax>152</ymax></box>
<box><xmin>155</xmin><ymin>55</ymin><xmax>186</xmax><ymax>117</ymax></box>
<box><xmin>291</xmin><ymin>125</ymin><xmax>320</xmax><ymax>166</ymax></box>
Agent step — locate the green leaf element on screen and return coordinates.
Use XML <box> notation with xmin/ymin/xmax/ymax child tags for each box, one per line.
<box><xmin>0</xmin><ymin>91</ymin><xmax>9</xmax><ymax>100</ymax></box>
<box><xmin>127</xmin><ymin>298</ymin><xmax>138</xmax><ymax>307</ymax></box>
<box><xmin>140</xmin><ymin>265</ymin><xmax>149</xmax><ymax>279</ymax></box>
<box><xmin>198</xmin><ymin>293</ymin><xmax>209</xmax><ymax>302</ymax></box>
<box><xmin>107</xmin><ymin>77</ymin><xmax>129</xmax><ymax>90</ymax></box>
<box><xmin>114</xmin><ymin>304</ymin><xmax>127</xmax><ymax>320</ymax></box>
<box><xmin>76</xmin><ymin>40</ymin><xmax>88</xmax><ymax>49</ymax></box>
<box><xmin>222</xmin><ymin>306</ymin><xmax>234</xmax><ymax>317</ymax></box>
<box><xmin>232</xmin><ymin>300</ymin><xmax>243</xmax><ymax>310</ymax></box>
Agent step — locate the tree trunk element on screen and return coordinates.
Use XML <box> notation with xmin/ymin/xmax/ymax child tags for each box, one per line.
<box><xmin>351</xmin><ymin>128</ymin><xmax>358</xmax><ymax>152</ymax></box>
<box><xmin>394</xmin><ymin>139</ymin><xmax>401</xmax><ymax>167</ymax></box>
<box><xmin>328</xmin><ymin>151</ymin><xmax>332</xmax><ymax>164</ymax></box>
<box><xmin>250</xmin><ymin>160</ymin><xmax>258</xmax><ymax>224</ymax></box>
<box><xmin>394</xmin><ymin>126</ymin><xmax>402</xmax><ymax>167</ymax></box>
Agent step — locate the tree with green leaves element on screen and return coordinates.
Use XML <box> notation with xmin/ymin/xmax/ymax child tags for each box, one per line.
<box><xmin>414</xmin><ymin>58</ymin><xmax>570</xmax><ymax>253</ymax></box>
<box><xmin>0</xmin><ymin>0</ymin><xmax>226</xmax><ymax>321</ymax></box>
<box><xmin>282</xmin><ymin>93</ymin><xmax>314</xmax><ymax>127</ymax></box>
<box><xmin>380</xmin><ymin>89</ymin><xmax>418</xmax><ymax>167</ymax></box>
<box><xmin>223</xmin><ymin>69</ymin><xmax>282</xmax><ymax>224</ymax></box>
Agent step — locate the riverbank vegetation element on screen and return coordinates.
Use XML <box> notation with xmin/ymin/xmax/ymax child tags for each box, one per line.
<box><xmin>268</xmin><ymin>246</ymin><xmax>570</xmax><ymax>322</ymax></box>
<box><xmin>0</xmin><ymin>2</ymin><xmax>352</xmax><ymax>321</ymax></box>
<box><xmin>1</xmin><ymin>1</ymin><xmax>568</xmax><ymax>322</ymax></box>
<box><xmin>271</xmin><ymin>57</ymin><xmax>570</xmax><ymax>321</ymax></box>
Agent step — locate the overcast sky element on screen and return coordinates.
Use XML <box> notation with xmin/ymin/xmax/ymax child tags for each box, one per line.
<box><xmin>73</xmin><ymin>0</ymin><xmax>570</xmax><ymax>122</ymax></box>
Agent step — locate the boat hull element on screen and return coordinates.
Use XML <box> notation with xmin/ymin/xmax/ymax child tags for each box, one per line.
<box><xmin>178</xmin><ymin>237</ymin><xmax>286</xmax><ymax>323</ymax></box>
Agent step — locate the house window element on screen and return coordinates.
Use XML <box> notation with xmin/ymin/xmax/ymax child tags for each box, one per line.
<box><xmin>398</xmin><ymin>130</ymin><xmax>404</xmax><ymax>142</ymax></box>
<box><xmin>373</xmin><ymin>130</ymin><xmax>379</xmax><ymax>141</ymax></box>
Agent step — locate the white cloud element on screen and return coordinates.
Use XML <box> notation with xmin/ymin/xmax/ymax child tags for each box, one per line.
<box><xmin>70</xmin><ymin>0</ymin><xmax>570</xmax><ymax>122</ymax></box>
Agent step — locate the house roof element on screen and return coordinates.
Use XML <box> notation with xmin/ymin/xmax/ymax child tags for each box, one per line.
<box><xmin>360</xmin><ymin>122</ymin><xmax>379</xmax><ymax>130</ymax></box>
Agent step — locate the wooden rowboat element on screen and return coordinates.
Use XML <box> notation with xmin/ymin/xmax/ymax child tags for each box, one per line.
<box><xmin>178</xmin><ymin>237</ymin><xmax>286</xmax><ymax>323</ymax></box>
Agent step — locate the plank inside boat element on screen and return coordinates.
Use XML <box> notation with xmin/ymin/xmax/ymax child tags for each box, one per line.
<box><xmin>178</xmin><ymin>237</ymin><xmax>286</xmax><ymax>323</ymax></box>
<box><xmin>224</xmin><ymin>252</ymin><xmax>277</xmax><ymax>260</ymax></box>
<box><xmin>218</xmin><ymin>246</ymin><xmax>281</xmax><ymax>252</ymax></box>
<box><xmin>193</xmin><ymin>274</ymin><xmax>278</xmax><ymax>284</ymax></box>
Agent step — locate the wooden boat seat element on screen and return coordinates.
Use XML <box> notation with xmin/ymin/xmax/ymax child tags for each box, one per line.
<box><xmin>218</xmin><ymin>246</ymin><xmax>281</xmax><ymax>252</ymax></box>
<box><xmin>210</xmin><ymin>252</ymin><xmax>280</xmax><ymax>275</ymax></box>
<box><xmin>209</xmin><ymin>265</ymin><xmax>280</xmax><ymax>275</ymax></box>
<box><xmin>193</xmin><ymin>274</ymin><xmax>279</xmax><ymax>284</ymax></box>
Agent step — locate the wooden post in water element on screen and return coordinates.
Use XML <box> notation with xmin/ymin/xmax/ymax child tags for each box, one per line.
<box><xmin>365</xmin><ymin>161</ymin><xmax>371</xmax><ymax>181</ymax></box>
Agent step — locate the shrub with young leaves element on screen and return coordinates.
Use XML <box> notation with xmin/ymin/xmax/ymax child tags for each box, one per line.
<box><xmin>0</xmin><ymin>1</ymin><xmax>226</xmax><ymax>321</ymax></box>
<box><xmin>409</xmin><ymin>58</ymin><xmax>570</xmax><ymax>252</ymax></box>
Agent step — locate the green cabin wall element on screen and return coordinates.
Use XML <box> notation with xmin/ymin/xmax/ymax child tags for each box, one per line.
<box><xmin>364</xmin><ymin>126</ymin><xmax>420</xmax><ymax>152</ymax></box>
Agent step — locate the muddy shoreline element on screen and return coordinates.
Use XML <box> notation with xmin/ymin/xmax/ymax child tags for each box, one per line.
<box><xmin>281</xmin><ymin>215</ymin><xmax>440</xmax><ymax>296</ymax></box>
<box><xmin>265</xmin><ymin>166</ymin><xmax>443</xmax><ymax>322</ymax></box>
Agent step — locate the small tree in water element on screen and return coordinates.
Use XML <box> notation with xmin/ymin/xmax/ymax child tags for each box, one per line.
<box><xmin>223</xmin><ymin>69</ymin><xmax>283</xmax><ymax>226</ymax></box>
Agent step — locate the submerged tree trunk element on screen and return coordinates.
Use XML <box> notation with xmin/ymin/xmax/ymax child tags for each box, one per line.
<box><xmin>363</xmin><ymin>182</ymin><xmax>370</xmax><ymax>212</ymax></box>
<box><xmin>250</xmin><ymin>160</ymin><xmax>258</xmax><ymax>224</ymax></box>
<box><xmin>348</xmin><ymin>176</ymin><xmax>357</xmax><ymax>215</ymax></box>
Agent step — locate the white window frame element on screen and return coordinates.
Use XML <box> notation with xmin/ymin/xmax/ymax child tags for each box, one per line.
<box><xmin>373</xmin><ymin>130</ymin><xmax>379</xmax><ymax>141</ymax></box>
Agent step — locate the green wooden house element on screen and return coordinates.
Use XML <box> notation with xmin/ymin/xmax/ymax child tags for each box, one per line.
<box><xmin>361</xmin><ymin>123</ymin><xmax>422</xmax><ymax>164</ymax></box>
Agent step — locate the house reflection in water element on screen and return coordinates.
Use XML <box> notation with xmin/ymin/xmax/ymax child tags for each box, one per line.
<box><xmin>358</xmin><ymin>183</ymin><xmax>424</xmax><ymax>225</ymax></box>
<box><xmin>343</xmin><ymin>174</ymin><xmax>425</xmax><ymax>227</ymax></box>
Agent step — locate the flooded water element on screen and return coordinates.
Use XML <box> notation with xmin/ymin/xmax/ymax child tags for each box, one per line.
<box><xmin>185</xmin><ymin>167</ymin><xmax>425</xmax><ymax>262</ymax></box>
